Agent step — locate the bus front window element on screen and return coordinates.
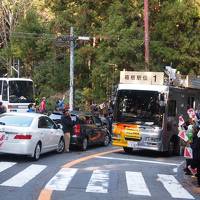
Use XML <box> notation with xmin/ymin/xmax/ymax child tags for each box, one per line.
<box><xmin>9</xmin><ymin>81</ymin><xmax>34</xmax><ymax>103</ymax></box>
<box><xmin>114</xmin><ymin>90</ymin><xmax>163</xmax><ymax>126</ymax></box>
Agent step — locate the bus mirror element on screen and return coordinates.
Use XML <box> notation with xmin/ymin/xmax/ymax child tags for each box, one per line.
<box><xmin>160</xmin><ymin>93</ymin><xmax>165</xmax><ymax>101</ymax></box>
<box><xmin>159</xmin><ymin>93</ymin><xmax>165</xmax><ymax>107</ymax></box>
<box><xmin>160</xmin><ymin>105</ymin><xmax>165</xmax><ymax>113</ymax></box>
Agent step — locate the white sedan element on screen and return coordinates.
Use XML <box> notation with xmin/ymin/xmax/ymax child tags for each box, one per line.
<box><xmin>0</xmin><ymin>112</ymin><xmax>65</xmax><ymax>160</ymax></box>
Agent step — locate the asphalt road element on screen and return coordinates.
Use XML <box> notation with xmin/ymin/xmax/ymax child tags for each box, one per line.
<box><xmin>0</xmin><ymin>145</ymin><xmax>199</xmax><ymax>200</ymax></box>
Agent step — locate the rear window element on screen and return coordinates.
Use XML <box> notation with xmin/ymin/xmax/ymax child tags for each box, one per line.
<box><xmin>0</xmin><ymin>115</ymin><xmax>33</xmax><ymax>127</ymax></box>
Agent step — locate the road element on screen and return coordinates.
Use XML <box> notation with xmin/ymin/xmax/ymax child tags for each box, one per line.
<box><xmin>0</xmin><ymin>145</ymin><xmax>199</xmax><ymax>200</ymax></box>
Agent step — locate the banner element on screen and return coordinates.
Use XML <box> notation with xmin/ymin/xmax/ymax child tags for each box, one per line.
<box><xmin>178</xmin><ymin>130</ymin><xmax>188</xmax><ymax>142</ymax></box>
<box><xmin>178</xmin><ymin>116</ymin><xmax>185</xmax><ymax>126</ymax></box>
<box><xmin>187</xmin><ymin>108</ymin><xmax>196</xmax><ymax>120</ymax></box>
<box><xmin>184</xmin><ymin>147</ymin><xmax>193</xmax><ymax>159</ymax></box>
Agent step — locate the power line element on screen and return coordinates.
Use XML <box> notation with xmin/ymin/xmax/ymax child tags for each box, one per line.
<box><xmin>1</xmin><ymin>31</ymin><xmax>162</xmax><ymax>45</ymax></box>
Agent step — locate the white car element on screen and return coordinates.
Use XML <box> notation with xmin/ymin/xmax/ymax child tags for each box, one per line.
<box><xmin>0</xmin><ymin>112</ymin><xmax>65</xmax><ymax>160</ymax></box>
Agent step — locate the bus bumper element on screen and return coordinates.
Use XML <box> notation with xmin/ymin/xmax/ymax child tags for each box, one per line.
<box><xmin>112</xmin><ymin>138</ymin><xmax>162</xmax><ymax>151</ymax></box>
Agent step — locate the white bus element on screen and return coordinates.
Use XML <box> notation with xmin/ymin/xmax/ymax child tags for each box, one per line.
<box><xmin>112</xmin><ymin>71</ymin><xmax>200</xmax><ymax>155</ymax></box>
<box><xmin>0</xmin><ymin>78</ymin><xmax>34</xmax><ymax>112</ymax></box>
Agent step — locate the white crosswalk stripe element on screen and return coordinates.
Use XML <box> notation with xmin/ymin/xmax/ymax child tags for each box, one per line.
<box><xmin>0</xmin><ymin>162</ymin><xmax>16</xmax><ymax>173</ymax></box>
<box><xmin>0</xmin><ymin>164</ymin><xmax>47</xmax><ymax>187</ymax></box>
<box><xmin>45</xmin><ymin>168</ymin><xmax>78</xmax><ymax>191</ymax></box>
<box><xmin>126</xmin><ymin>171</ymin><xmax>151</xmax><ymax>196</ymax></box>
<box><xmin>157</xmin><ymin>174</ymin><xmax>194</xmax><ymax>199</ymax></box>
<box><xmin>86</xmin><ymin>170</ymin><xmax>110</xmax><ymax>193</ymax></box>
<box><xmin>0</xmin><ymin>162</ymin><xmax>196</xmax><ymax>199</ymax></box>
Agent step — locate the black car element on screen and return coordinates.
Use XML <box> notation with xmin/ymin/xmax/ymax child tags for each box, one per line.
<box><xmin>49</xmin><ymin>111</ymin><xmax>111</xmax><ymax>150</ymax></box>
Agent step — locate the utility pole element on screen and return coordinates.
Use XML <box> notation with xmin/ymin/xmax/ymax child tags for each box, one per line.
<box><xmin>144</xmin><ymin>0</ymin><xmax>149</xmax><ymax>70</ymax></box>
<box><xmin>11</xmin><ymin>59</ymin><xmax>20</xmax><ymax>77</ymax></box>
<box><xmin>69</xmin><ymin>27</ymin><xmax>74</xmax><ymax>111</ymax></box>
<box><xmin>68</xmin><ymin>29</ymin><xmax>90</xmax><ymax>111</ymax></box>
<box><xmin>55</xmin><ymin>30</ymin><xmax>90</xmax><ymax>111</ymax></box>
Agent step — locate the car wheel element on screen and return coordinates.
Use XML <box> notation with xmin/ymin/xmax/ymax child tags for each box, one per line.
<box><xmin>103</xmin><ymin>134</ymin><xmax>110</xmax><ymax>146</ymax></box>
<box><xmin>56</xmin><ymin>137</ymin><xmax>65</xmax><ymax>153</ymax></box>
<box><xmin>123</xmin><ymin>147</ymin><xmax>133</xmax><ymax>154</ymax></box>
<box><xmin>81</xmin><ymin>138</ymin><xmax>88</xmax><ymax>151</ymax></box>
<box><xmin>33</xmin><ymin>143</ymin><xmax>41</xmax><ymax>161</ymax></box>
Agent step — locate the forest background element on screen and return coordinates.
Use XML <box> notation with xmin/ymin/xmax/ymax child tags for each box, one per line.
<box><xmin>0</xmin><ymin>0</ymin><xmax>200</xmax><ymax>110</ymax></box>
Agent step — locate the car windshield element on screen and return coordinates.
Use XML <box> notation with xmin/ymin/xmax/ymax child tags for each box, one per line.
<box><xmin>114</xmin><ymin>90</ymin><xmax>163</xmax><ymax>126</ymax></box>
<box><xmin>9</xmin><ymin>80</ymin><xmax>34</xmax><ymax>103</ymax></box>
<box><xmin>0</xmin><ymin>115</ymin><xmax>33</xmax><ymax>127</ymax></box>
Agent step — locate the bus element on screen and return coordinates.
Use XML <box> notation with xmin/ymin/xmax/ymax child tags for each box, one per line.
<box><xmin>112</xmin><ymin>70</ymin><xmax>200</xmax><ymax>155</ymax></box>
<box><xmin>0</xmin><ymin>78</ymin><xmax>34</xmax><ymax>112</ymax></box>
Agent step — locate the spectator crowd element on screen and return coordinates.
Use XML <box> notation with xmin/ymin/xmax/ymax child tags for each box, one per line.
<box><xmin>178</xmin><ymin>108</ymin><xmax>200</xmax><ymax>187</ymax></box>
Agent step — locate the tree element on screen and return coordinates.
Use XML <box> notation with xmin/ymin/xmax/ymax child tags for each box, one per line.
<box><xmin>0</xmin><ymin>0</ymin><xmax>31</xmax><ymax>75</ymax></box>
<box><xmin>150</xmin><ymin>0</ymin><xmax>200</xmax><ymax>74</ymax></box>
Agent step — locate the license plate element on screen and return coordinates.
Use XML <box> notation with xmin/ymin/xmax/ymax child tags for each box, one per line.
<box><xmin>127</xmin><ymin>141</ymin><xmax>138</xmax><ymax>148</ymax></box>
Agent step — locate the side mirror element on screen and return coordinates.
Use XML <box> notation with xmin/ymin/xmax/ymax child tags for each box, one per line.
<box><xmin>159</xmin><ymin>93</ymin><xmax>166</xmax><ymax>108</ymax></box>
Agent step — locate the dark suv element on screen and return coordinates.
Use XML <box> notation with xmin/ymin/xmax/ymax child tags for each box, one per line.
<box><xmin>49</xmin><ymin>111</ymin><xmax>111</xmax><ymax>150</ymax></box>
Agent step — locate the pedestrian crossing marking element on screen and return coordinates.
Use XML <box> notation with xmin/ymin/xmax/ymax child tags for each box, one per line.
<box><xmin>126</xmin><ymin>171</ymin><xmax>151</xmax><ymax>196</ymax></box>
<box><xmin>0</xmin><ymin>164</ymin><xmax>47</xmax><ymax>187</ymax></box>
<box><xmin>0</xmin><ymin>162</ymin><xmax>196</xmax><ymax>199</ymax></box>
<box><xmin>157</xmin><ymin>174</ymin><xmax>194</xmax><ymax>199</ymax></box>
<box><xmin>0</xmin><ymin>162</ymin><xmax>16</xmax><ymax>173</ymax></box>
<box><xmin>86</xmin><ymin>170</ymin><xmax>109</xmax><ymax>193</ymax></box>
<box><xmin>45</xmin><ymin>168</ymin><xmax>78</xmax><ymax>191</ymax></box>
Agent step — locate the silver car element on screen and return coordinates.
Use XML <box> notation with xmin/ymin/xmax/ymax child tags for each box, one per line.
<box><xmin>0</xmin><ymin>112</ymin><xmax>65</xmax><ymax>160</ymax></box>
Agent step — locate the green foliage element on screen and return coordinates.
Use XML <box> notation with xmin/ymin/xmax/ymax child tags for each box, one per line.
<box><xmin>151</xmin><ymin>0</ymin><xmax>200</xmax><ymax>74</ymax></box>
<box><xmin>1</xmin><ymin>0</ymin><xmax>200</xmax><ymax>109</ymax></box>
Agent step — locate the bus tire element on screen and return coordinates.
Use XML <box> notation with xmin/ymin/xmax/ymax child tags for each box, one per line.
<box><xmin>123</xmin><ymin>147</ymin><xmax>133</xmax><ymax>154</ymax></box>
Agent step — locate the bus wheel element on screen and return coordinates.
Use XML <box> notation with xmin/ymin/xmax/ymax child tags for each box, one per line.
<box><xmin>123</xmin><ymin>147</ymin><xmax>133</xmax><ymax>154</ymax></box>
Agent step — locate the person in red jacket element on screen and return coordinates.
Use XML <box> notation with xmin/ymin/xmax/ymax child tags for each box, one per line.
<box><xmin>39</xmin><ymin>97</ymin><xmax>46</xmax><ymax>114</ymax></box>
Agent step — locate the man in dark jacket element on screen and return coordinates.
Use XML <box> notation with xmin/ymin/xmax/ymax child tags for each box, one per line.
<box><xmin>61</xmin><ymin>109</ymin><xmax>73</xmax><ymax>152</ymax></box>
<box><xmin>193</xmin><ymin>123</ymin><xmax>200</xmax><ymax>186</ymax></box>
<box><xmin>188</xmin><ymin>122</ymin><xmax>200</xmax><ymax>186</ymax></box>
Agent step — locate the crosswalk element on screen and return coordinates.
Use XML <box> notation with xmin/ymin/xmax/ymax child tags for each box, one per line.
<box><xmin>0</xmin><ymin>161</ymin><xmax>195</xmax><ymax>199</ymax></box>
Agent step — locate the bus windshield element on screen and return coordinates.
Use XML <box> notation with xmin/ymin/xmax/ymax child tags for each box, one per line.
<box><xmin>9</xmin><ymin>80</ymin><xmax>34</xmax><ymax>103</ymax></box>
<box><xmin>114</xmin><ymin>90</ymin><xmax>163</xmax><ymax>126</ymax></box>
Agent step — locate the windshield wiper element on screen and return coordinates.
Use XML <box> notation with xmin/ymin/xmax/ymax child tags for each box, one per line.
<box><xmin>0</xmin><ymin>122</ymin><xmax>5</xmax><ymax>125</ymax></box>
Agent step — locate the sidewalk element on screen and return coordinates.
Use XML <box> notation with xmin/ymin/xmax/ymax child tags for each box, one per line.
<box><xmin>182</xmin><ymin>171</ymin><xmax>200</xmax><ymax>195</ymax></box>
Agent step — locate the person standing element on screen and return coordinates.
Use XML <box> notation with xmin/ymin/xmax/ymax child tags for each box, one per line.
<box><xmin>27</xmin><ymin>103</ymin><xmax>35</xmax><ymax>112</ymax></box>
<box><xmin>0</xmin><ymin>102</ymin><xmax>6</xmax><ymax>114</ymax></box>
<box><xmin>61</xmin><ymin>108</ymin><xmax>73</xmax><ymax>152</ymax></box>
<box><xmin>39</xmin><ymin>97</ymin><xmax>46</xmax><ymax>114</ymax></box>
